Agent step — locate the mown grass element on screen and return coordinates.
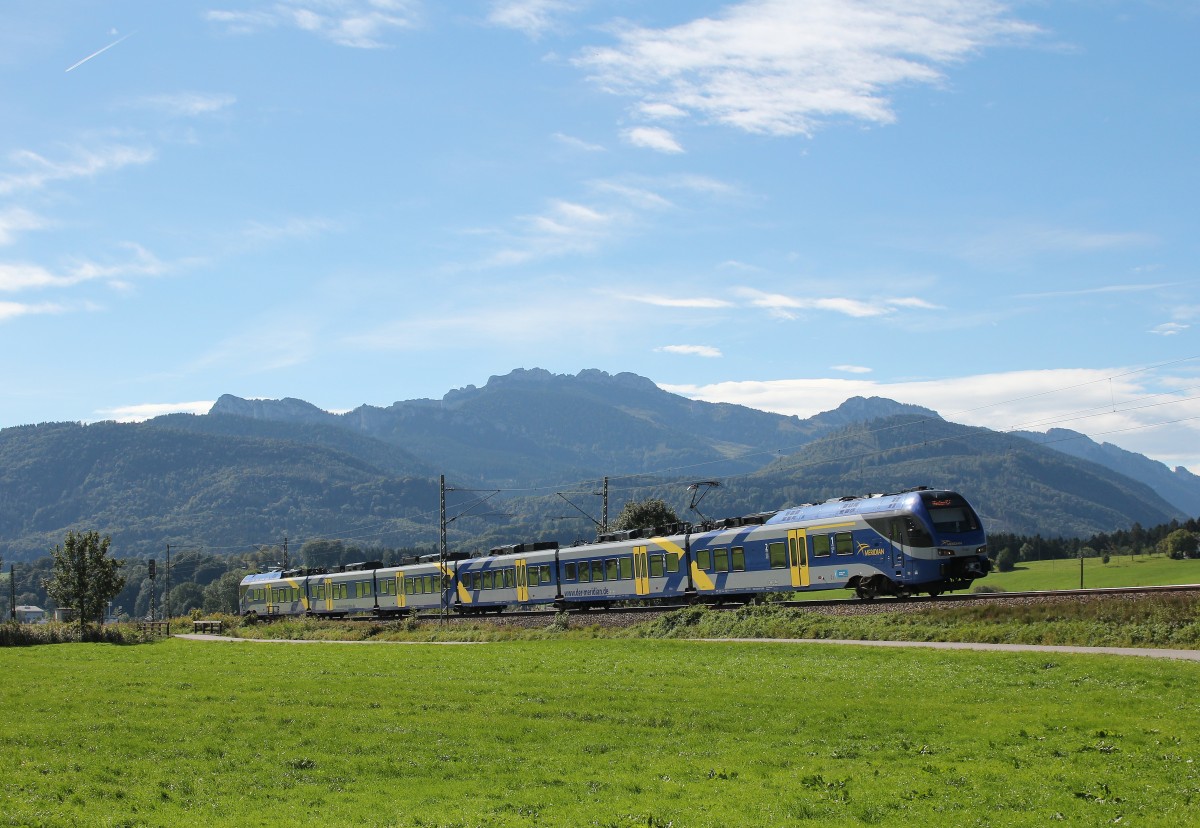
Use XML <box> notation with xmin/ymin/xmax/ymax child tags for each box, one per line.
<box><xmin>983</xmin><ymin>555</ymin><xmax>1200</xmax><ymax>593</ymax></box>
<box><xmin>1</xmin><ymin>638</ymin><xmax>1198</xmax><ymax>827</ymax></box>
<box><xmin>791</xmin><ymin>553</ymin><xmax>1200</xmax><ymax>601</ymax></box>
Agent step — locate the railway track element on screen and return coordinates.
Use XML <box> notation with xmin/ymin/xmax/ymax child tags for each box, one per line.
<box><xmin>395</xmin><ymin>582</ymin><xmax>1200</xmax><ymax>623</ymax></box>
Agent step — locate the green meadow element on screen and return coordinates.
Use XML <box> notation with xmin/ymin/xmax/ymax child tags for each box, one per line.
<box><xmin>792</xmin><ymin>554</ymin><xmax>1200</xmax><ymax>601</ymax></box>
<box><xmin>2</xmin><ymin>638</ymin><xmax>1198</xmax><ymax>827</ymax></box>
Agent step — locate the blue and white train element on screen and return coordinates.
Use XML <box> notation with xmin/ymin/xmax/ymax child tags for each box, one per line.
<box><xmin>239</xmin><ymin>487</ymin><xmax>990</xmax><ymax>617</ymax></box>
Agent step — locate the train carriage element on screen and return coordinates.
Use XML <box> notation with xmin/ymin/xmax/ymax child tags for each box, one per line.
<box><xmin>239</xmin><ymin>487</ymin><xmax>990</xmax><ymax>618</ymax></box>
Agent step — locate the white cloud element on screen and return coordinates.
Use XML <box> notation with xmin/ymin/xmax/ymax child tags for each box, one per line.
<box><xmin>552</xmin><ymin>132</ymin><xmax>605</xmax><ymax>152</ymax></box>
<box><xmin>0</xmin><ymin>144</ymin><xmax>156</xmax><ymax>196</ymax></box>
<box><xmin>0</xmin><ymin>300</ymin><xmax>66</xmax><ymax>322</ymax></box>
<box><xmin>242</xmin><ymin>216</ymin><xmax>341</xmax><ymax>242</ymax></box>
<box><xmin>481</xmin><ymin>198</ymin><xmax>621</xmax><ymax>266</ymax></box>
<box><xmin>658</xmin><ymin>344</ymin><xmax>722</xmax><ymax>358</ymax></box>
<box><xmin>488</xmin><ymin>0</ymin><xmax>581</xmax><ymax>38</ymax></box>
<box><xmin>0</xmin><ymin>208</ymin><xmax>47</xmax><ymax>246</ymax></box>
<box><xmin>623</xmin><ymin>126</ymin><xmax>684</xmax><ymax>154</ymax></box>
<box><xmin>0</xmin><ymin>244</ymin><xmax>168</xmax><ymax>293</ymax></box>
<box><xmin>96</xmin><ymin>401</ymin><xmax>215</xmax><ymax>422</ymax></box>
<box><xmin>207</xmin><ymin>1</ymin><xmax>419</xmax><ymax>48</ymax></box>
<box><xmin>620</xmin><ymin>293</ymin><xmax>733</xmax><ymax>309</ymax></box>
<box><xmin>577</xmin><ymin>0</ymin><xmax>1037</xmax><ymax>137</ymax></box>
<box><xmin>662</xmin><ymin>366</ymin><xmax>1200</xmax><ymax>473</ymax></box>
<box><xmin>637</xmin><ymin>102</ymin><xmax>686</xmax><ymax>120</ymax></box>
<box><xmin>136</xmin><ymin>92</ymin><xmax>237</xmax><ymax>117</ymax></box>
<box><xmin>734</xmin><ymin>287</ymin><xmax>938</xmax><ymax>320</ymax></box>
<box><xmin>832</xmin><ymin>364</ymin><xmax>872</xmax><ymax>374</ymax></box>
<box><xmin>1150</xmin><ymin>322</ymin><xmax>1187</xmax><ymax>336</ymax></box>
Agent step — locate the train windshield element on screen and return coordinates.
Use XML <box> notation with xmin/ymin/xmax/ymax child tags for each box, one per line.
<box><xmin>920</xmin><ymin>492</ymin><xmax>980</xmax><ymax>534</ymax></box>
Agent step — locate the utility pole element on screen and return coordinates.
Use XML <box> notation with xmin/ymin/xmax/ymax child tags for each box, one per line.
<box><xmin>9</xmin><ymin>564</ymin><xmax>15</xmax><ymax>621</ymax></box>
<box><xmin>283</xmin><ymin>535</ymin><xmax>289</xmax><ymax>570</ymax></box>
<box><xmin>149</xmin><ymin>558</ymin><xmax>157</xmax><ymax>621</ymax></box>
<box><xmin>601</xmin><ymin>476</ymin><xmax>609</xmax><ymax>535</ymax></box>
<box><xmin>165</xmin><ymin>544</ymin><xmax>171</xmax><ymax>636</ymax></box>
<box><xmin>439</xmin><ymin>475</ymin><xmax>448</xmax><ymax>622</ymax></box>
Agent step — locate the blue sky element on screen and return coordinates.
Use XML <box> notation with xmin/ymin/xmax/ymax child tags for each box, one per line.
<box><xmin>2</xmin><ymin>1</ymin><xmax>1198</xmax><ymax>473</ymax></box>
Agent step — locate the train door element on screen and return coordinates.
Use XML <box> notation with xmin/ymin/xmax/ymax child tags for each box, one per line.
<box><xmin>395</xmin><ymin>573</ymin><xmax>406</xmax><ymax>610</ymax></box>
<box><xmin>515</xmin><ymin>559</ymin><xmax>530</xmax><ymax>603</ymax></box>
<box><xmin>633</xmin><ymin>546</ymin><xmax>650</xmax><ymax>596</ymax></box>
<box><xmin>788</xmin><ymin>529</ymin><xmax>810</xmax><ymax>588</ymax></box>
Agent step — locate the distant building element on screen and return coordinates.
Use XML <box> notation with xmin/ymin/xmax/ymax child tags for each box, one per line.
<box><xmin>15</xmin><ymin>605</ymin><xmax>46</xmax><ymax>624</ymax></box>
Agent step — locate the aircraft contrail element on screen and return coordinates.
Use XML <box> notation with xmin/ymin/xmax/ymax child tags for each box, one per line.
<box><xmin>65</xmin><ymin>31</ymin><xmax>135</xmax><ymax>73</ymax></box>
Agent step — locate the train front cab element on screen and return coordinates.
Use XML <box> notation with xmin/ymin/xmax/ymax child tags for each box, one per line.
<box><xmin>886</xmin><ymin>490</ymin><xmax>990</xmax><ymax>597</ymax></box>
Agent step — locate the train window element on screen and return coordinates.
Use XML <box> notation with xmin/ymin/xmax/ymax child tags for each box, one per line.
<box><xmin>732</xmin><ymin>547</ymin><xmax>745</xmax><ymax>571</ymax></box>
<box><xmin>811</xmin><ymin>535</ymin><xmax>831</xmax><ymax>558</ymax></box>
<box><xmin>650</xmin><ymin>554</ymin><xmax>665</xmax><ymax>578</ymax></box>
<box><xmin>591</xmin><ymin>560</ymin><xmax>606</xmax><ymax>582</ymax></box>
<box><xmin>768</xmin><ymin>542</ymin><xmax>787</xmax><ymax>569</ymax></box>
<box><xmin>506</xmin><ymin>569</ymin><xmax>517</xmax><ymax>589</ymax></box>
<box><xmin>666</xmin><ymin>553</ymin><xmax>680</xmax><ymax>573</ymax></box>
<box><xmin>835</xmin><ymin>533</ymin><xmax>854</xmax><ymax>556</ymax></box>
<box><xmin>540</xmin><ymin>566</ymin><xmax>552</xmax><ymax>585</ymax></box>
<box><xmin>564</xmin><ymin>562</ymin><xmax>577</xmax><ymax>581</ymax></box>
<box><xmin>714</xmin><ymin>548</ymin><xmax>729</xmax><ymax>572</ymax></box>
<box><xmin>577</xmin><ymin>562</ymin><xmax>591</xmax><ymax>583</ymax></box>
<box><xmin>426</xmin><ymin>575</ymin><xmax>436</xmax><ymax>593</ymax></box>
<box><xmin>619</xmin><ymin>558</ymin><xmax>632</xmax><ymax>580</ymax></box>
<box><xmin>606</xmin><ymin>559</ymin><xmax>619</xmax><ymax>581</ymax></box>
<box><xmin>404</xmin><ymin>578</ymin><xmax>414</xmax><ymax>595</ymax></box>
<box><xmin>696</xmin><ymin>549</ymin><xmax>712</xmax><ymax>570</ymax></box>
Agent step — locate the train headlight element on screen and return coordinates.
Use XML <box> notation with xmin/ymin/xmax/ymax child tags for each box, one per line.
<box><xmin>937</xmin><ymin>548</ymin><xmax>955</xmax><ymax>557</ymax></box>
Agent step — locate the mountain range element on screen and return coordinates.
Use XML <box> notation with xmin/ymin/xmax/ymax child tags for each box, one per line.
<box><xmin>0</xmin><ymin>368</ymin><xmax>1195</xmax><ymax>561</ymax></box>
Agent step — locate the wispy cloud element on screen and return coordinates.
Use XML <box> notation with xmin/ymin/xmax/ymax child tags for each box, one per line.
<box><xmin>477</xmin><ymin>174</ymin><xmax>735</xmax><ymax>267</ymax></box>
<box><xmin>620</xmin><ymin>293</ymin><xmax>733</xmax><ymax>309</ymax></box>
<box><xmin>552</xmin><ymin>132</ymin><xmax>605</xmax><ymax>152</ymax></box>
<box><xmin>832</xmin><ymin>364</ymin><xmax>872</xmax><ymax>374</ymax></box>
<box><xmin>481</xmin><ymin>198</ymin><xmax>621</xmax><ymax>266</ymax></box>
<box><xmin>1149</xmin><ymin>322</ymin><xmax>1187</xmax><ymax>336</ymax></box>
<box><xmin>0</xmin><ymin>300</ymin><xmax>67</xmax><ymax>322</ymax></box>
<box><xmin>657</xmin><ymin>344</ymin><xmax>722</xmax><ymax>358</ymax></box>
<box><xmin>576</xmin><ymin>0</ymin><xmax>1037</xmax><ymax>137</ymax></box>
<box><xmin>487</xmin><ymin>0</ymin><xmax>581</xmax><ymax>38</ymax></box>
<box><xmin>0</xmin><ymin>244</ymin><xmax>168</xmax><ymax>293</ymax></box>
<box><xmin>207</xmin><ymin>1</ymin><xmax>419</xmax><ymax>48</ymax></box>
<box><xmin>0</xmin><ymin>144</ymin><xmax>156</xmax><ymax>196</ymax></box>
<box><xmin>1016</xmin><ymin>281</ymin><xmax>1172</xmax><ymax>300</ymax></box>
<box><xmin>623</xmin><ymin>126</ymin><xmax>684</xmax><ymax>154</ymax></box>
<box><xmin>0</xmin><ymin>208</ymin><xmax>48</xmax><ymax>246</ymax></box>
<box><xmin>735</xmin><ymin>287</ymin><xmax>939</xmax><ymax>319</ymax></box>
<box><xmin>242</xmin><ymin>216</ymin><xmax>341</xmax><ymax>243</ymax></box>
<box><xmin>135</xmin><ymin>92</ymin><xmax>237</xmax><ymax>117</ymax></box>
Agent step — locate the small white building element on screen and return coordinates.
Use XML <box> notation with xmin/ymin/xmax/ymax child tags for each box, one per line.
<box><xmin>15</xmin><ymin>605</ymin><xmax>46</xmax><ymax>624</ymax></box>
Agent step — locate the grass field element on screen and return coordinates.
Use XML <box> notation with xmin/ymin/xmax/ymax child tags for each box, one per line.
<box><xmin>791</xmin><ymin>554</ymin><xmax>1200</xmax><ymax>601</ymax></box>
<box><xmin>2</xmin><ymin>638</ymin><xmax>1198</xmax><ymax>827</ymax></box>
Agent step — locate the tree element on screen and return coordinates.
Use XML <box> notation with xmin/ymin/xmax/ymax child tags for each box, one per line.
<box><xmin>203</xmin><ymin>571</ymin><xmax>247</xmax><ymax>614</ymax></box>
<box><xmin>168</xmin><ymin>582</ymin><xmax>206</xmax><ymax>615</ymax></box>
<box><xmin>612</xmin><ymin>498</ymin><xmax>680</xmax><ymax>531</ymax></box>
<box><xmin>43</xmin><ymin>531</ymin><xmax>126</xmax><ymax>636</ymax></box>
<box><xmin>1159</xmin><ymin>529</ymin><xmax>1199</xmax><ymax>560</ymax></box>
<box><xmin>995</xmin><ymin>547</ymin><xmax>1017</xmax><ymax>573</ymax></box>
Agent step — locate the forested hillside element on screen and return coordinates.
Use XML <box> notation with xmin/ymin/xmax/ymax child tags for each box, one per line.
<box><xmin>0</xmin><ymin>369</ymin><xmax>1193</xmax><ymax>563</ymax></box>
